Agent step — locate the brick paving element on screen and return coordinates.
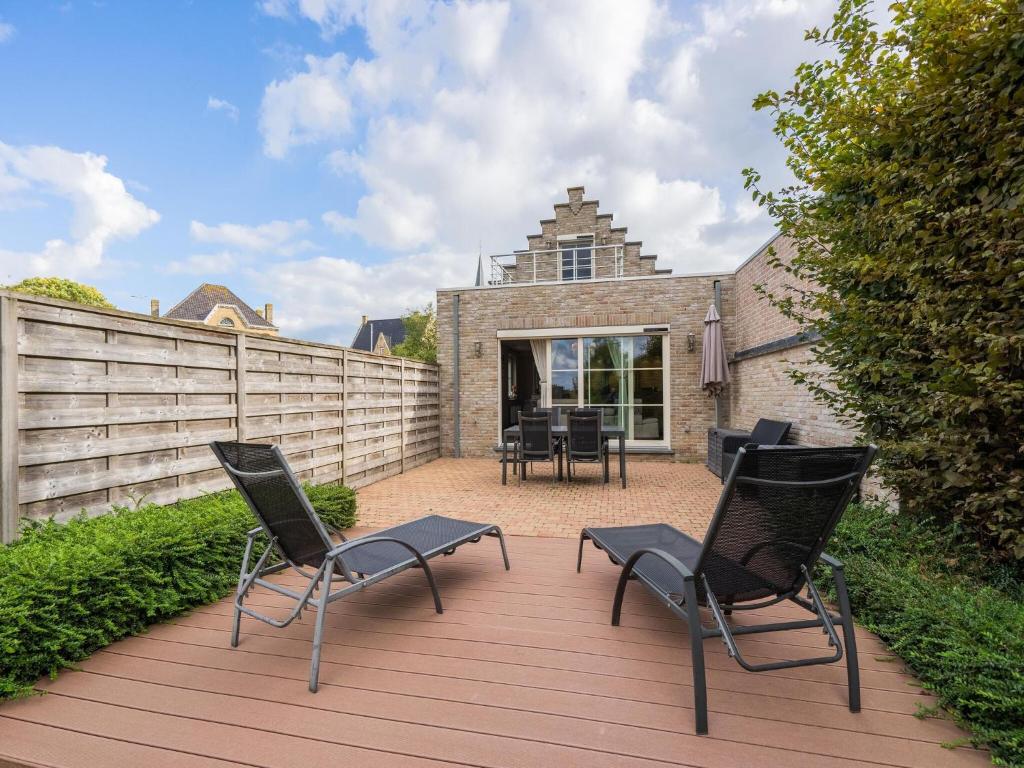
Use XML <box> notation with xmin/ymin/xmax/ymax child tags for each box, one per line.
<box><xmin>356</xmin><ymin>457</ymin><xmax>723</xmax><ymax>539</ymax></box>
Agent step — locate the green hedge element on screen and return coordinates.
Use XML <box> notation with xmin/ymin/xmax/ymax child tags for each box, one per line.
<box><xmin>0</xmin><ymin>482</ymin><xmax>356</xmax><ymax>700</ymax></box>
<box><xmin>826</xmin><ymin>504</ymin><xmax>1024</xmax><ymax>765</ymax></box>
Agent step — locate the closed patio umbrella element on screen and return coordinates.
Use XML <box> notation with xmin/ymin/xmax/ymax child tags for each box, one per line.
<box><xmin>699</xmin><ymin>304</ymin><xmax>730</xmax><ymax>426</ymax></box>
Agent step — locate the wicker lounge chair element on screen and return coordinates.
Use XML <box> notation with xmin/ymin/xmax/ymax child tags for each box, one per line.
<box><xmin>211</xmin><ymin>441</ymin><xmax>510</xmax><ymax>692</ymax></box>
<box><xmin>578</xmin><ymin>444</ymin><xmax>876</xmax><ymax>734</ymax></box>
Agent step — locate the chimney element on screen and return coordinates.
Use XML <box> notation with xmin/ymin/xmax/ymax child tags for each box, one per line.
<box><xmin>361</xmin><ymin>314</ymin><xmax>368</xmax><ymax>326</ymax></box>
<box><xmin>264</xmin><ymin>303</ymin><xmax>274</xmax><ymax>324</ymax></box>
<box><xmin>255</xmin><ymin>308</ymin><xmax>264</xmax><ymax>318</ymax></box>
<box><xmin>150</xmin><ymin>299</ymin><xmax>160</xmax><ymax>317</ymax></box>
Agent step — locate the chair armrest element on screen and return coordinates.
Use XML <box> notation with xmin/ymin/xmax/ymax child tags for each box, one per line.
<box><xmin>819</xmin><ymin>552</ymin><xmax>844</xmax><ymax>570</ymax></box>
<box><xmin>620</xmin><ymin>547</ymin><xmax>696</xmax><ymax>582</ymax></box>
<box><xmin>721</xmin><ymin>433</ymin><xmax>753</xmax><ymax>454</ymax></box>
<box><xmin>326</xmin><ymin>535</ymin><xmax>432</xmax><ymax>582</ymax></box>
<box><xmin>246</xmin><ymin>527</ymin><xmax>264</xmax><ymax>539</ymax></box>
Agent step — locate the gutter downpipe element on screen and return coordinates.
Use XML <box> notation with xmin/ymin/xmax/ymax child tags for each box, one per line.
<box><xmin>453</xmin><ymin>294</ymin><xmax>461</xmax><ymax>458</ymax></box>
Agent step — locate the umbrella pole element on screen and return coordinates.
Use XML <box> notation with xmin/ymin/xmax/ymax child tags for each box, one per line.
<box><xmin>714</xmin><ymin>396</ymin><xmax>719</xmax><ymax>428</ymax></box>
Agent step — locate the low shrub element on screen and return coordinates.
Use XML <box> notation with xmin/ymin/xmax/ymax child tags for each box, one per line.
<box><xmin>826</xmin><ymin>504</ymin><xmax>1024</xmax><ymax>765</ymax></box>
<box><xmin>0</xmin><ymin>482</ymin><xmax>356</xmax><ymax>700</ymax></box>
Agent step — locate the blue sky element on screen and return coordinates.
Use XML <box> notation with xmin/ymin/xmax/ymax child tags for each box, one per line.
<box><xmin>0</xmin><ymin>0</ymin><xmax>846</xmax><ymax>344</ymax></box>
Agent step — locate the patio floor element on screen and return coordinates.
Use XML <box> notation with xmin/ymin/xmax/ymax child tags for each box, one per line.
<box><xmin>356</xmin><ymin>457</ymin><xmax>724</xmax><ymax>538</ymax></box>
<box><xmin>0</xmin><ymin>459</ymin><xmax>988</xmax><ymax>768</ymax></box>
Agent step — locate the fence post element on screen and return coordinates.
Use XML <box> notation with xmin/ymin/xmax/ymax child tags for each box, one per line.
<box><xmin>400</xmin><ymin>358</ymin><xmax>406</xmax><ymax>474</ymax></box>
<box><xmin>235</xmin><ymin>332</ymin><xmax>247</xmax><ymax>443</ymax></box>
<box><xmin>0</xmin><ymin>296</ymin><xmax>20</xmax><ymax>543</ymax></box>
<box><xmin>341</xmin><ymin>349</ymin><xmax>348</xmax><ymax>486</ymax></box>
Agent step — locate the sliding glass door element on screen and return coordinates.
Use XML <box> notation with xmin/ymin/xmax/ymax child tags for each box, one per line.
<box><xmin>547</xmin><ymin>334</ymin><xmax>667</xmax><ymax>445</ymax></box>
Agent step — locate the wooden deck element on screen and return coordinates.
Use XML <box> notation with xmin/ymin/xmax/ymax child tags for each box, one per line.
<box><xmin>0</xmin><ymin>533</ymin><xmax>987</xmax><ymax>768</ymax></box>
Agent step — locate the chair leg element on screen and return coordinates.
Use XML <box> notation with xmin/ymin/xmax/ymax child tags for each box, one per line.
<box><xmin>491</xmin><ymin>527</ymin><xmax>511</xmax><ymax>570</ymax></box>
<box><xmin>309</xmin><ymin>559</ymin><xmax>335</xmax><ymax>692</ymax></box>
<box><xmin>833</xmin><ymin>565</ymin><xmax>861</xmax><ymax>712</ymax></box>
<box><xmin>683</xmin><ymin>579</ymin><xmax>709</xmax><ymax>735</ymax></box>
<box><xmin>576</xmin><ymin>530</ymin><xmax>589</xmax><ymax>572</ymax></box>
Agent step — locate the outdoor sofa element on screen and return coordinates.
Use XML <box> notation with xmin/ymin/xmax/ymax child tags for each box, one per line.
<box><xmin>706</xmin><ymin>418</ymin><xmax>792</xmax><ymax>479</ymax></box>
<box><xmin>211</xmin><ymin>441</ymin><xmax>510</xmax><ymax>692</ymax></box>
<box><xmin>578</xmin><ymin>443</ymin><xmax>876</xmax><ymax>734</ymax></box>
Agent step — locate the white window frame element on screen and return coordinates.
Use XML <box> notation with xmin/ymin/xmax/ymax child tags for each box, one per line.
<box><xmin>496</xmin><ymin>325</ymin><xmax>671</xmax><ymax>450</ymax></box>
<box><xmin>557</xmin><ymin>233</ymin><xmax>595</xmax><ymax>282</ymax></box>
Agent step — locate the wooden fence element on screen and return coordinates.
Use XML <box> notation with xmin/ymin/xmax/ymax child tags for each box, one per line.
<box><xmin>0</xmin><ymin>291</ymin><xmax>441</xmax><ymax>542</ymax></box>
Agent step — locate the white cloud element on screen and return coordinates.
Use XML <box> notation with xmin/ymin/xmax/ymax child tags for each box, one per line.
<box><xmin>259</xmin><ymin>53</ymin><xmax>352</xmax><ymax>158</ymax></box>
<box><xmin>165</xmin><ymin>251</ymin><xmax>237</xmax><ymax>275</ymax></box>
<box><xmin>250</xmin><ymin>249</ymin><xmax>462</xmax><ymax>343</ymax></box>
<box><xmin>0</xmin><ymin>143</ymin><xmax>159</xmax><ymax>282</ymax></box>
<box><xmin>207</xmin><ymin>96</ymin><xmax>239</xmax><ymax>121</ymax></box>
<box><xmin>0</xmin><ymin>21</ymin><xmax>14</xmax><ymax>44</ymax></box>
<box><xmin>258</xmin><ymin>0</ymin><xmax>853</xmax><ymax>338</ymax></box>
<box><xmin>189</xmin><ymin>218</ymin><xmax>310</xmax><ymax>253</ymax></box>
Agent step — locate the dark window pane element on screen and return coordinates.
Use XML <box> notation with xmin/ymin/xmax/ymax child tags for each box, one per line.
<box><xmin>598</xmin><ymin>406</ymin><xmax>624</xmax><ymax>429</ymax></box>
<box><xmin>633</xmin><ymin>407</ymin><xmax>664</xmax><ymax>440</ymax></box>
<box><xmin>561</xmin><ymin>249</ymin><xmax>574</xmax><ymax>280</ymax></box>
<box><xmin>584</xmin><ymin>336</ymin><xmax>626</xmax><ymax>369</ymax></box>
<box><xmin>551</xmin><ymin>338</ymin><xmax>578</xmax><ymax>369</ymax></box>
<box><xmin>633</xmin><ymin>369</ymin><xmax>663</xmax><ymax>404</ymax></box>
<box><xmin>576</xmin><ymin>247</ymin><xmax>591</xmax><ymax>279</ymax></box>
<box><xmin>633</xmin><ymin>335</ymin><xmax>663</xmax><ymax>368</ymax></box>
<box><xmin>585</xmin><ymin>369</ymin><xmax>626</xmax><ymax>405</ymax></box>
<box><xmin>551</xmin><ymin>370</ymin><xmax>579</xmax><ymax>403</ymax></box>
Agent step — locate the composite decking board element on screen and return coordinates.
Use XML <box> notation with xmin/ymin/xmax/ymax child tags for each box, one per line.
<box><xmin>174</xmin><ymin>610</ymin><xmax>925</xmax><ymax>699</ymax></box>
<box><xmin>190</xmin><ymin>599</ymin><xmax>907</xmax><ymax>675</ymax></box>
<box><xmin>0</xmin><ymin>718</ymin><xmax>249</xmax><ymax>768</ymax></box>
<box><xmin>33</xmin><ymin>672</ymin><xmax>938</xmax><ymax>768</ymax></box>
<box><xmin>0</xmin><ymin>536</ymin><xmax>985</xmax><ymax>768</ymax></box>
<box><xmin>93</xmin><ymin>642</ymin><xmax>963</xmax><ymax>747</ymax></box>
<box><xmin>141</xmin><ymin>614</ymin><xmax>934</xmax><ymax>717</ymax></box>
<box><xmin>189</xmin><ymin>590</ymin><xmax>907</xmax><ymax>676</ymax></box>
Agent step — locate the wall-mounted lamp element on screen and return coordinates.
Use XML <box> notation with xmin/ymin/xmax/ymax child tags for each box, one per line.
<box><xmin>687</xmin><ymin>333</ymin><xmax>696</xmax><ymax>353</ymax></box>
<box><xmin>473</xmin><ymin>341</ymin><xmax>483</xmax><ymax>358</ymax></box>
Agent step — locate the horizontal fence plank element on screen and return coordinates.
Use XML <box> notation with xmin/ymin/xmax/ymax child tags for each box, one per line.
<box><xmin>20</xmin><ymin>429</ymin><xmax>236</xmax><ymax>466</ymax></box>
<box><xmin>21</xmin><ymin>404</ymin><xmax>237</xmax><ymax>429</ymax></box>
<box><xmin>19</xmin><ymin>339</ymin><xmax>236</xmax><ymax>370</ymax></box>
<box><xmin>20</xmin><ymin>374</ymin><xmax>236</xmax><ymax>395</ymax></box>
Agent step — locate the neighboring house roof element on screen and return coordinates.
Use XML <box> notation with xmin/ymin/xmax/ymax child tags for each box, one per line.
<box><xmin>352</xmin><ymin>317</ymin><xmax>406</xmax><ymax>352</ymax></box>
<box><xmin>164</xmin><ymin>283</ymin><xmax>275</xmax><ymax>329</ymax></box>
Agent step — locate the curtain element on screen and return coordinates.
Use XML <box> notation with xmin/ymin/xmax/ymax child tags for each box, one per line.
<box><xmin>529</xmin><ymin>339</ymin><xmax>549</xmax><ymax>406</ymax></box>
<box><xmin>608</xmin><ymin>337</ymin><xmax>628</xmax><ymax>407</ymax></box>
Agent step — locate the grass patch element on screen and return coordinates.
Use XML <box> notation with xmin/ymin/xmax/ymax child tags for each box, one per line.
<box><xmin>0</xmin><ymin>482</ymin><xmax>356</xmax><ymax>699</ymax></box>
<box><xmin>826</xmin><ymin>504</ymin><xmax>1024</xmax><ymax>766</ymax></box>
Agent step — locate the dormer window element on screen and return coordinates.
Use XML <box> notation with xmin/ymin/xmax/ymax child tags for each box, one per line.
<box><xmin>560</xmin><ymin>236</ymin><xmax>593</xmax><ymax>281</ymax></box>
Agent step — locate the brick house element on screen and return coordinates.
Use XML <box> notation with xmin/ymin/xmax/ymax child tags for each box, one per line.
<box><xmin>351</xmin><ymin>316</ymin><xmax>407</xmax><ymax>356</ymax></box>
<box><xmin>156</xmin><ymin>283</ymin><xmax>278</xmax><ymax>336</ymax></box>
<box><xmin>436</xmin><ymin>186</ymin><xmax>858</xmax><ymax>461</ymax></box>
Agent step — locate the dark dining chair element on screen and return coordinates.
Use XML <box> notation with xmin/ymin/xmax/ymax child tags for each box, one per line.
<box><xmin>516</xmin><ymin>414</ymin><xmax>562</xmax><ymax>484</ymax></box>
<box><xmin>566</xmin><ymin>413</ymin><xmax>609</xmax><ymax>483</ymax></box>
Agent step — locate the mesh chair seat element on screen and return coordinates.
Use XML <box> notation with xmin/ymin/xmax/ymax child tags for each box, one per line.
<box><xmin>339</xmin><ymin>515</ymin><xmax>494</xmax><ymax>575</ymax></box>
<box><xmin>582</xmin><ymin>524</ymin><xmax>774</xmax><ymax>602</ymax></box>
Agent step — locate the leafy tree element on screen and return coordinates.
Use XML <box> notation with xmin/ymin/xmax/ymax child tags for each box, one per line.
<box><xmin>744</xmin><ymin>0</ymin><xmax>1024</xmax><ymax>560</ymax></box>
<box><xmin>391</xmin><ymin>303</ymin><xmax>438</xmax><ymax>364</ymax></box>
<box><xmin>5</xmin><ymin>277</ymin><xmax>114</xmax><ymax>308</ymax></box>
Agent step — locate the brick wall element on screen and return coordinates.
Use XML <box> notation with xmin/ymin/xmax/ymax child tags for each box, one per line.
<box><xmin>437</xmin><ymin>272</ymin><xmax>734</xmax><ymax>460</ymax></box>
<box><xmin>508</xmin><ymin>186</ymin><xmax>667</xmax><ymax>281</ymax></box>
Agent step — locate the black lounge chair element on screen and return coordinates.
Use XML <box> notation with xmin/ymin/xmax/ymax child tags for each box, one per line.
<box><xmin>211</xmin><ymin>441</ymin><xmax>510</xmax><ymax>692</ymax></box>
<box><xmin>578</xmin><ymin>444</ymin><xmax>876</xmax><ymax>734</ymax></box>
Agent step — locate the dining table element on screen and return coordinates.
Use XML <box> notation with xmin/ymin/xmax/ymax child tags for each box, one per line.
<box><xmin>501</xmin><ymin>424</ymin><xmax>627</xmax><ymax>488</ymax></box>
